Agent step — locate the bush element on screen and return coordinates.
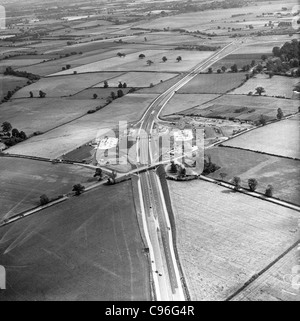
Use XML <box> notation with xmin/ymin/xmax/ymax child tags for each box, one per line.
<box><xmin>40</xmin><ymin>194</ymin><xmax>50</xmax><ymax>206</ymax></box>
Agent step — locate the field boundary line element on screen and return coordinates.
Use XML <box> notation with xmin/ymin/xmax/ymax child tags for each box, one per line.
<box><xmin>226</xmin><ymin>239</ymin><xmax>300</xmax><ymax>301</ymax></box>
<box><xmin>199</xmin><ymin>176</ymin><xmax>300</xmax><ymax>212</ymax></box>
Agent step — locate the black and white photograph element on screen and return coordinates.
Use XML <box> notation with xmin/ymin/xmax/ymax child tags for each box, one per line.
<box><xmin>0</xmin><ymin>0</ymin><xmax>299</xmax><ymax>305</ymax></box>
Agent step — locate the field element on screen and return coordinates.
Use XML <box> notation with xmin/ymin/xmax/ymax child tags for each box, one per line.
<box><xmin>210</xmin><ymin>53</ymin><xmax>266</xmax><ymax>71</ymax></box>
<box><xmin>137</xmin><ymin>75</ymin><xmax>182</xmax><ymax>94</ymax></box>
<box><xmin>69</xmin><ymin>87</ymin><xmax>132</xmax><ymax>100</ymax></box>
<box><xmin>0</xmin><ymin>98</ymin><xmax>103</xmax><ymax>136</ymax></box>
<box><xmin>0</xmin><ymin>157</ymin><xmax>95</xmax><ymax>220</ymax></box>
<box><xmin>0</xmin><ymin>58</ymin><xmax>47</xmax><ymax>72</ymax></box>
<box><xmin>178</xmin><ymin>73</ymin><xmax>246</xmax><ymax>94</ymax></box>
<box><xmin>180</xmin><ymin>95</ymin><xmax>299</xmax><ymax>122</ymax></box>
<box><xmin>231</xmin><ymin>247</ymin><xmax>300</xmax><ymax>301</ymax></box>
<box><xmin>168</xmin><ymin>179</ymin><xmax>299</xmax><ymax>301</ymax></box>
<box><xmin>12</xmin><ymin>72</ymin><xmax>125</xmax><ymax>98</ymax></box>
<box><xmin>4</xmin><ymin>94</ymin><xmax>158</xmax><ymax>159</ymax></box>
<box><xmin>51</xmin><ymin>50</ymin><xmax>214</xmax><ymax>75</ymax></box>
<box><xmin>0</xmin><ymin>75</ymin><xmax>28</xmax><ymax>100</ymax></box>
<box><xmin>0</xmin><ymin>180</ymin><xmax>151</xmax><ymax>301</ymax></box>
<box><xmin>206</xmin><ymin>147</ymin><xmax>300</xmax><ymax>205</ymax></box>
<box><xmin>229</xmin><ymin>74</ymin><xmax>299</xmax><ymax>99</ymax></box>
<box><xmin>223</xmin><ymin>115</ymin><xmax>300</xmax><ymax>159</ymax></box>
<box><xmin>94</xmin><ymin>72</ymin><xmax>178</xmax><ymax>88</ymax></box>
<box><xmin>134</xmin><ymin>1</ymin><xmax>297</xmax><ymax>31</ymax></box>
<box><xmin>161</xmin><ymin>94</ymin><xmax>220</xmax><ymax>116</ymax></box>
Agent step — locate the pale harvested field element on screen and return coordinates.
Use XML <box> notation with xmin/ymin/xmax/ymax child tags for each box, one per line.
<box><xmin>230</xmin><ymin>74</ymin><xmax>299</xmax><ymax>99</ymax></box>
<box><xmin>0</xmin><ymin>98</ymin><xmax>102</xmax><ymax>135</ymax></box>
<box><xmin>5</xmin><ymin>94</ymin><xmax>158</xmax><ymax>158</ymax></box>
<box><xmin>0</xmin><ymin>158</ymin><xmax>95</xmax><ymax>220</ymax></box>
<box><xmin>0</xmin><ymin>181</ymin><xmax>151</xmax><ymax>301</ymax></box>
<box><xmin>231</xmin><ymin>247</ymin><xmax>300</xmax><ymax>301</ymax></box>
<box><xmin>94</xmin><ymin>72</ymin><xmax>177</xmax><ymax>88</ymax></box>
<box><xmin>161</xmin><ymin>94</ymin><xmax>220</xmax><ymax>116</ymax></box>
<box><xmin>51</xmin><ymin>50</ymin><xmax>214</xmax><ymax>75</ymax></box>
<box><xmin>223</xmin><ymin>115</ymin><xmax>300</xmax><ymax>159</ymax></box>
<box><xmin>135</xmin><ymin>1</ymin><xmax>297</xmax><ymax>30</ymax></box>
<box><xmin>178</xmin><ymin>73</ymin><xmax>246</xmax><ymax>94</ymax></box>
<box><xmin>168</xmin><ymin>179</ymin><xmax>299</xmax><ymax>301</ymax></box>
<box><xmin>13</xmin><ymin>72</ymin><xmax>124</xmax><ymax>98</ymax></box>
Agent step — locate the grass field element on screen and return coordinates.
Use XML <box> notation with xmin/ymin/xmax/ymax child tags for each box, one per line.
<box><xmin>51</xmin><ymin>50</ymin><xmax>214</xmax><ymax>75</ymax></box>
<box><xmin>178</xmin><ymin>73</ymin><xmax>246</xmax><ymax>94</ymax></box>
<box><xmin>0</xmin><ymin>180</ymin><xmax>151</xmax><ymax>301</ymax></box>
<box><xmin>161</xmin><ymin>94</ymin><xmax>220</xmax><ymax>116</ymax></box>
<box><xmin>0</xmin><ymin>75</ymin><xmax>28</xmax><ymax>100</ymax></box>
<box><xmin>229</xmin><ymin>74</ymin><xmax>299</xmax><ymax>99</ymax></box>
<box><xmin>13</xmin><ymin>72</ymin><xmax>125</xmax><ymax>98</ymax></box>
<box><xmin>168</xmin><ymin>179</ymin><xmax>299</xmax><ymax>301</ymax></box>
<box><xmin>231</xmin><ymin>246</ymin><xmax>300</xmax><ymax>301</ymax></box>
<box><xmin>94</xmin><ymin>72</ymin><xmax>178</xmax><ymax>88</ymax></box>
<box><xmin>207</xmin><ymin>147</ymin><xmax>300</xmax><ymax>205</ymax></box>
<box><xmin>5</xmin><ymin>94</ymin><xmax>158</xmax><ymax>158</ymax></box>
<box><xmin>137</xmin><ymin>75</ymin><xmax>182</xmax><ymax>94</ymax></box>
<box><xmin>180</xmin><ymin>94</ymin><xmax>299</xmax><ymax>122</ymax></box>
<box><xmin>0</xmin><ymin>158</ymin><xmax>95</xmax><ymax>220</ymax></box>
<box><xmin>223</xmin><ymin>115</ymin><xmax>300</xmax><ymax>159</ymax></box>
<box><xmin>69</xmin><ymin>87</ymin><xmax>132</xmax><ymax>100</ymax></box>
<box><xmin>0</xmin><ymin>98</ymin><xmax>102</xmax><ymax>136</ymax></box>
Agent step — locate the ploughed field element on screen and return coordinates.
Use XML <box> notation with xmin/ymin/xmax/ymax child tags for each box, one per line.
<box><xmin>0</xmin><ymin>181</ymin><xmax>151</xmax><ymax>301</ymax></box>
<box><xmin>168</xmin><ymin>179</ymin><xmax>299</xmax><ymax>301</ymax></box>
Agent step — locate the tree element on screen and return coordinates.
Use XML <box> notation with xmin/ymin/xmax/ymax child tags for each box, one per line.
<box><xmin>93</xmin><ymin>93</ymin><xmax>98</xmax><ymax>99</ymax></box>
<box><xmin>269</xmin><ymin>71</ymin><xmax>274</xmax><ymax>78</ymax></box>
<box><xmin>251</xmin><ymin>60</ymin><xmax>256</xmax><ymax>67</ymax></box>
<box><xmin>248</xmin><ymin>178</ymin><xmax>258</xmax><ymax>192</ymax></box>
<box><xmin>170</xmin><ymin>161</ymin><xmax>177</xmax><ymax>174</ymax></box>
<box><xmin>139</xmin><ymin>54</ymin><xmax>145</xmax><ymax>59</ymax></box>
<box><xmin>265</xmin><ymin>184</ymin><xmax>274</xmax><ymax>197</ymax></box>
<box><xmin>176</xmin><ymin>56</ymin><xmax>182</xmax><ymax>62</ymax></box>
<box><xmin>94</xmin><ymin>168</ymin><xmax>103</xmax><ymax>181</ymax></box>
<box><xmin>255</xmin><ymin>87</ymin><xmax>265</xmax><ymax>96</ymax></box>
<box><xmin>118</xmin><ymin>82</ymin><xmax>123</xmax><ymax>88</ymax></box>
<box><xmin>40</xmin><ymin>194</ymin><xmax>50</xmax><ymax>206</ymax></box>
<box><xmin>19</xmin><ymin>131</ymin><xmax>27</xmax><ymax>140</ymax></box>
<box><xmin>221</xmin><ymin>66</ymin><xmax>227</xmax><ymax>73</ymax></box>
<box><xmin>217</xmin><ymin>69</ymin><xmax>222</xmax><ymax>74</ymax></box>
<box><xmin>123</xmin><ymin>82</ymin><xmax>127</xmax><ymax>88</ymax></box>
<box><xmin>162</xmin><ymin>56</ymin><xmax>168</xmax><ymax>63</ymax></box>
<box><xmin>232</xmin><ymin>177</ymin><xmax>241</xmax><ymax>190</ymax></box>
<box><xmin>231</xmin><ymin>64</ymin><xmax>238</xmax><ymax>73</ymax></box>
<box><xmin>256</xmin><ymin>64</ymin><xmax>263</xmax><ymax>73</ymax></box>
<box><xmin>117</xmin><ymin>89</ymin><xmax>124</xmax><ymax>98</ymax></box>
<box><xmin>277</xmin><ymin>108</ymin><xmax>284</xmax><ymax>120</ymax></box>
<box><xmin>110</xmin><ymin>92</ymin><xmax>117</xmax><ymax>100</ymax></box>
<box><xmin>103</xmin><ymin>81</ymin><xmax>109</xmax><ymax>88</ymax></box>
<box><xmin>1</xmin><ymin>122</ymin><xmax>12</xmax><ymax>133</ymax></box>
<box><xmin>12</xmin><ymin>128</ymin><xmax>20</xmax><ymax>137</ymax></box>
<box><xmin>39</xmin><ymin>90</ymin><xmax>46</xmax><ymax>98</ymax></box>
<box><xmin>208</xmin><ymin>67</ymin><xmax>213</xmax><ymax>74</ymax></box>
<box><xmin>219</xmin><ymin>172</ymin><xmax>228</xmax><ymax>181</ymax></box>
<box><xmin>29</xmin><ymin>91</ymin><xmax>33</xmax><ymax>98</ymax></box>
<box><xmin>72</xmin><ymin>184</ymin><xmax>85</xmax><ymax>196</ymax></box>
<box><xmin>66</xmin><ymin>64</ymin><xmax>71</xmax><ymax>70</ymax></box>
<box><xmin>147</xmin><ymin>60</ymin><xmax>154</xmax><ymax>66</ymax></box>
<box><xmin>259</xmin><ymin>115</ymin><xmax>266</xmax><ymax>126</ymax></box>
<box><xmin>272</xmin><ymin>46</ymin><xmax>281</xmax><ymax>57</ymax></box>
<box><xmin>261</xmin><ymin>54</ymin><xmax>267</xmax><ymax>61</ymax></box>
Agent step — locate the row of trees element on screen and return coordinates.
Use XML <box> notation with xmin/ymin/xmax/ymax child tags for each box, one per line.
<box><xmin>139</xmin><ymin>53</ymin><xmax>182</xmax><ymax>64</ymax></box>
<box><xmin>230</xmin><ymin>176</ymin><xmax>274</xmax><ymax>197</ymax></box>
